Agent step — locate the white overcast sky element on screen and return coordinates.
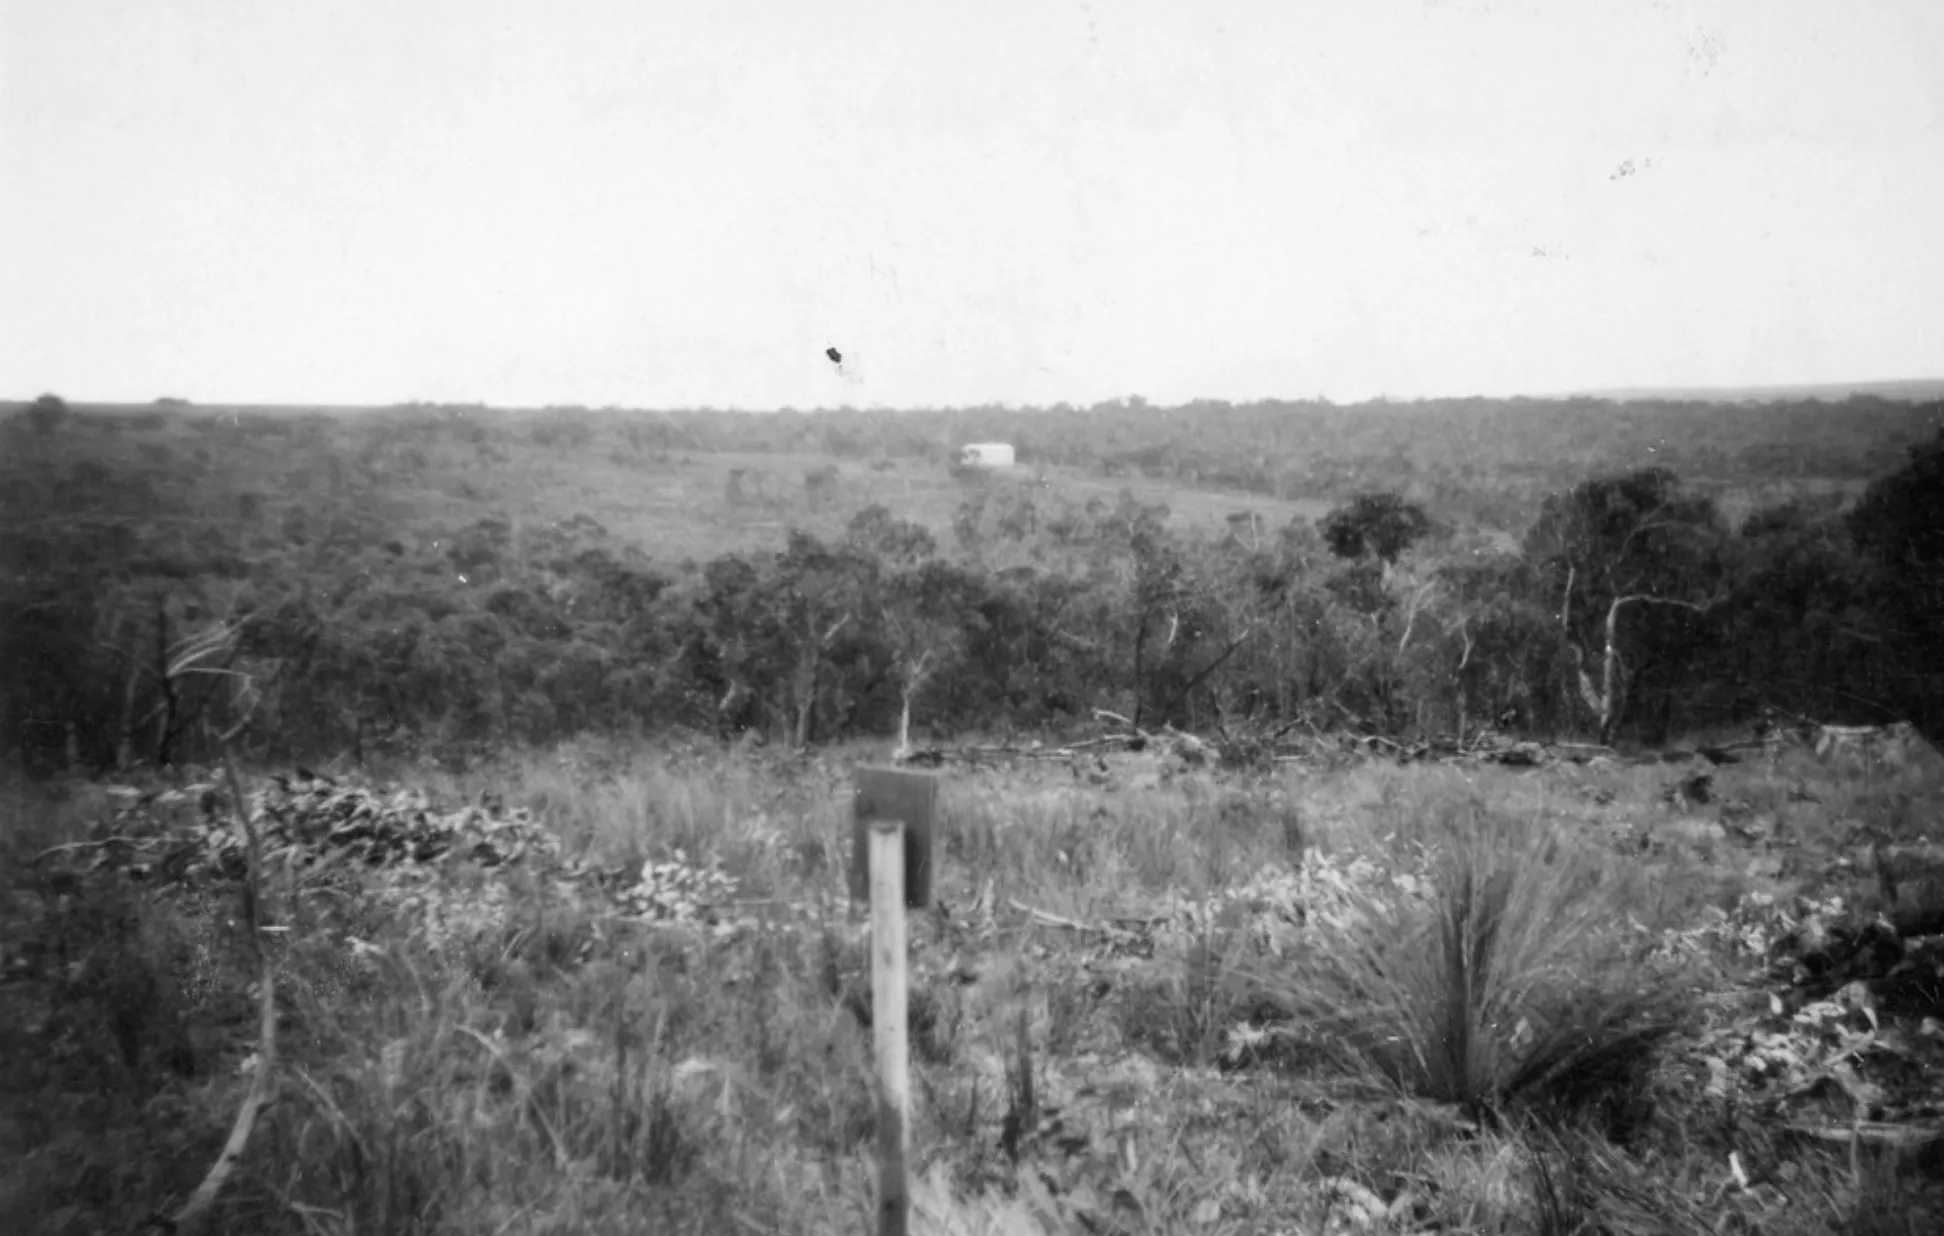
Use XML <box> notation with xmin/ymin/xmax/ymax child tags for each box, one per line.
<box><xmin>2</xmin><ymin>0</ymin><xmax>1939</xmax><ymax>410</ymax></box>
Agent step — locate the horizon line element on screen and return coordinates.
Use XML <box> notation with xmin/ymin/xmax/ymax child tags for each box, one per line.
<box><xmin>8</xmin><ymin>375</ymin><xmax>1944</xmax><ymax>416</ymax></box>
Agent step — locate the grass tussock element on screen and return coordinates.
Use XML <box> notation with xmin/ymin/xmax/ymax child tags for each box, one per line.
<box><xmin>1267</xmin><ymin>798</ymin><xmax>1692</xmax><ymax>1129</ymax></box>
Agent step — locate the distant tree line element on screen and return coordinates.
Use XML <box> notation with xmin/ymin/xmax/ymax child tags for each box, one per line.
<box><xmin>2</xmin><ymin>406</ymin><xmax>1939</xmax><ymax>772</ymax></box>
<box><xmin>2</xmin><ymin>445</ymin><xmax>1938</xmax><ymax>770</ymax></box>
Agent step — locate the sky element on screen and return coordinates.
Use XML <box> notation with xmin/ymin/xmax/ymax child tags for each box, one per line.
<box><xmin>2</xmin><ymin>0</ymin><xmax>1939</xmax><ymax>411</ymax></box>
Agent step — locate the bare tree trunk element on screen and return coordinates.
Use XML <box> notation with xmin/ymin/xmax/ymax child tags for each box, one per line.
<box><xmin>1599</xmin><ymin>595</ymin><xmax>1626</xmax><ymax>744</ymax></box>
<box><xmin>794</xmin><ymin>688</ymin><xmax>813</xmax><ymax>748</ymax></box>
<box><xmin>167</xmin><ymin>752</ymin><xmax>275</xmax><ymax>1235</ymax></box>
<box><xmin>893</xmin><ymin>650</ymin><xmax>934</xmax><ymax>759</ymax></box>
<box><xmin>116</xmin><ymin>653</ymin><xmax>142</xmax><ymax>771</ymax></box>
<box><xmin>789</xmin><ymin>614</ymin><xmax>851</xmax><ymax>748</ymax></box>
<box><xmin>152</xmin><ymin>595</ymin><xmax>180</xmax><ymax>766</ymax></box>
<box><xmin>1580</xmin><ymin>593</ymin><xmax>1713</xmax><ymax>745</ymax></box>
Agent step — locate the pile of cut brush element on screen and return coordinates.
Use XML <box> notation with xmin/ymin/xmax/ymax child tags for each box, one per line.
<box><xmin>30</xmin><ymin>771</ymin><xmax>561</xmax><ymax>883</ymax></box>
<box><xmin>1657</xmin><ymin>889</ymin><xmax>1944</xmax><ymax>1158</ymax></box>
<box><xmin>29</xmin><ymin>770</ymin><xmax>745</xmax><ymax>931</ymax></box>
<box><xmin>893</xmin><ymin>713</ymin><xmax>1602</xmax><ymax>772</ymax></box>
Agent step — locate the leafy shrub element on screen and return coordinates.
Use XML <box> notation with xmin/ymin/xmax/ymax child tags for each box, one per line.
<box><xmin>24</xmin><ymin>393</ymin><xmax>69</xmax><ymax>435</ymax></box>
<box><xmin>1321</xmin><ymin>490</ymin><xmax>1433</xmax><ymax>564</ymax></box>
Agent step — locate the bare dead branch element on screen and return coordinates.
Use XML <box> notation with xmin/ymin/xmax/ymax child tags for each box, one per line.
<box><xmin>1007</xmin><ymin>898</ymin><xmax>1141</xmax><ymax>940</ymax></box>
<box><xmin>156</xmin><ymin>755</ymin><xmax>275</xmax><ymax>1236</ymax></box>
<box><xmin>1396</xmin><ymin>581</ymin><xmax>1438</xmax><ymax>658</ymax></box>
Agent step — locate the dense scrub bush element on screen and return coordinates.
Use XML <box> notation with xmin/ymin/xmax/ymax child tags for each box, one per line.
<box><xmin>2</xmin><ymin>408</ymin><xmax>1938</xmax><ymax>771</ymax></box>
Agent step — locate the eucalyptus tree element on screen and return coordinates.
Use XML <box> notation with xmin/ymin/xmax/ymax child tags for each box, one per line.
<box><xmin>1848</xmin><ymin>426</ymin><xmax>1944</xmax><ymax>744</ymax></box>
<box><xmin>1523</xmin><ymin>467</ymin><xmax>1729</xmax><ymax>743</ymax></box>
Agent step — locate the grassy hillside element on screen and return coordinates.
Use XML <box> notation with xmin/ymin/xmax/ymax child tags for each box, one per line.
<box><xmin>5</xmin><ymin>735</ymin><xmax>1942</xmax><ymax>1234</ymax></box>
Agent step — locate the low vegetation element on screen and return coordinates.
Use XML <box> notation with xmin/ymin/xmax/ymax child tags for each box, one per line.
<box><xmin>5</xmin><ymin>734</ymin><xmax>1943</xmax><ymax>1234</ymax></box>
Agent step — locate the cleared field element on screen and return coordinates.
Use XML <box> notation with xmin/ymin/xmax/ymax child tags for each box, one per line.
<box><xmin>503</xmin><ymin>449</ymin><xmax>1340</xmax><ymax>563</ymax></box>
<box><xmin>21</xmin><ymin>406</ymin><xmax>1336</xmax><ymax>565</ymax></box>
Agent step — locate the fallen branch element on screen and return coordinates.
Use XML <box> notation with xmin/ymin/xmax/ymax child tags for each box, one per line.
<box><xmin>1064</xmin><ymin>734</ymin><xmax>1140</xmax><ymax>752</ymax></box>
<box><xmin>1784</xmin><ymin>1122</ymin><xmax>1944</xmax><ymax>1150</ymax></box>
<box><xmin>32</xmin><ymin>835</ymin><xmax>169</xmax><ymax>864</ymax></box>
<box><xmin>1007</xmin><ymin>898</ymin><xmax>1140</xmax><ymax>940</ymax></box>
<box><xmin>1549</xmin><ymin>741</ymin><xmax>1618</xmax><ymax>757</ymax></box>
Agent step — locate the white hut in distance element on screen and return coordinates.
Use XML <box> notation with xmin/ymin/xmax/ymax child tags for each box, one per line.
<box><xmin>959</xmin><ymin>442</ymin><xmax>1015</xmax><ymax>468</ymax></box>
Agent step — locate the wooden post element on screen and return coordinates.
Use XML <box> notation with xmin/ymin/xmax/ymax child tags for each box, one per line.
<box><xmin>851</xmin><ymin>766</ymin><xmax>935</xmax><ymax>1236</ymax></box>
<box><xmin>868</xmin><ymin>820</ymin><xmax>910</xmax><ymax>1236</ymax></box>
